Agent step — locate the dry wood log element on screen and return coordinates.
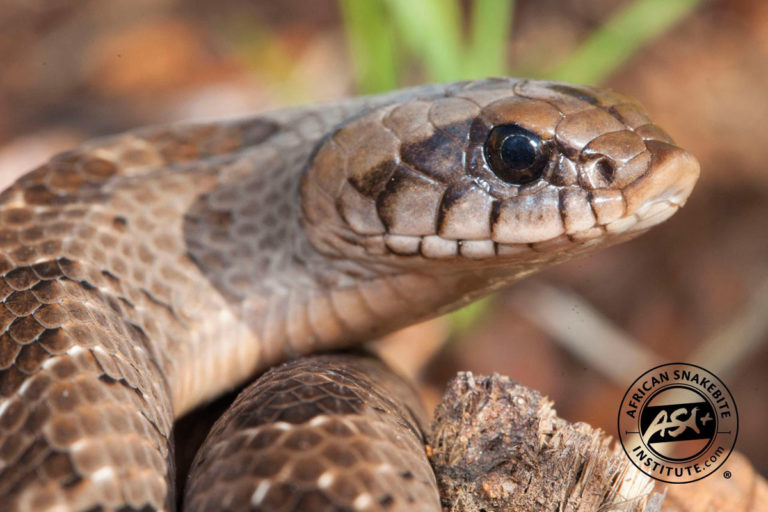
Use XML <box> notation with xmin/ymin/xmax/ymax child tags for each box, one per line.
<box><xmin>429</xmin><ymin>372</ymin><xmax>663</xmax><ymax>511</ymax></box>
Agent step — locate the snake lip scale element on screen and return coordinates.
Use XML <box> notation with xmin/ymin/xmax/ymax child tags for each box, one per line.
<box><xmin>0</xmin><ymin>77</ymin><xmax>698</xmax><ymax>511</ymax></box>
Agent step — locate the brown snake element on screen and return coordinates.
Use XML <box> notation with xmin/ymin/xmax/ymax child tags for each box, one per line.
<box><xmin>0</xmin><ymin>78</ymin><xmax>699</xmax><ymax>511</ymax></box>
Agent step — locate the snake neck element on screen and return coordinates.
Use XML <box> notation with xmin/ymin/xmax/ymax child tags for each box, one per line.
<box><xmin>194</xmin><ymin>162</ymin><xmax>522</xmax><ymax>377</ymax></box>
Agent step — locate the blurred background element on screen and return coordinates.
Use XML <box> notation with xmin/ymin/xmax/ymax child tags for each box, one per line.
<box><xmin>1</xmin><ymin>0</ymin><xmax>766</xmax><ymax>479</ymax></box>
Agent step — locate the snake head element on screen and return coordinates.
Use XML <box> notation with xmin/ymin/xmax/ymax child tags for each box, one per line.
<box><xmin>301</xmin><ymin>78</ymin><xmax>699</xmax><ymax>274</ymax></box>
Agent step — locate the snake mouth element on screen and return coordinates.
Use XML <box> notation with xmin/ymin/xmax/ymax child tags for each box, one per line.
<box><xmin>355</xmin><ymin>142</ymin><xmax>699</xmax><ymax>263</ymax></box>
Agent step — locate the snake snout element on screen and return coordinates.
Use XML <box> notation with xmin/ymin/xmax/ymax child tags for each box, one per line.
<box><xmin>623</xmin><ymin>140</ymin><xmax>700</xmax><ymax>229</ymax></box>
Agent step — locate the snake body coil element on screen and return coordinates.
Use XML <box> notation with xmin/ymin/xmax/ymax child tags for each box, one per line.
<box><xmin>0</xmin><ymin>78</ymin><xmax>699</xmax><ymax>511</ymax></box>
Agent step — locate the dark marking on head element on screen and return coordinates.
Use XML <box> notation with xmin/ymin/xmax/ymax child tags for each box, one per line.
<box><xmin>548</xmin><ymin>84</ymin><xmax>600</xmax><ymax>106</ymax></box>
<box><xmin>401</xmin><ymin>129</ymin><xmax>462</xmax><ymax>183</ymax></box>
<box><xmin>348</xmin><ymin>160</ymin><xmax>398</xmax><ymax>198</ymax></box>
<box><xmin>435</xmin><ymin>182</ymin><xmax>465</xmax><ymax>235</ymax></box>
<box><xmin>489</xmin><ymin>200</ymin><xmax>502</xmax><ymax>234</ymax></box>
<box><xmin>549</xmin><ymin>155</ymin><xmax>577</xmax><ymax>186</ymax></box>
<box><xmin>558</xmin><ymin>189</ymin><xmax>567</xmax><ymax>218</ymax></box>
<box><xmin>437</xmin><ymin>120</ymin><xmax>474</xmax><ymax>142</ymax></box>
<box><xmin>437</xmin><ymin>181</ymin><xmax>468</xmax><ymax>213</ymax></box>
<box><xmin>555</xmin><ymin>139</ymin><xmax>581</xmax><ymax>161</ymax></box>
<box><xmin>376</xmin><ymin>165</ymin><xmax>440</xmax><ymax>233</ymax></box>
<box><xmin>469</xmin><ymin>116</ymin><xmax>493</xmax><ymax>146</ymax></box>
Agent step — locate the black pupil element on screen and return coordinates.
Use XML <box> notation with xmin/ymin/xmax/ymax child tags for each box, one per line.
<box><xmin>500</xmin><ymin>134</ymin><xmax>537</xmax><ymax>170</ymax></box>
<box><xmin>484</xmin><ymin>124</ymin><xmax>548</xmax><ymax>185</ymax></box>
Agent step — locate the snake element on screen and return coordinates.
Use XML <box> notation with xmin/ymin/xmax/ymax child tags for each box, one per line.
<box><xmin>0</xmin><ymin>78</ymin><xmax>699</xmax><ymax>511</ymax></box>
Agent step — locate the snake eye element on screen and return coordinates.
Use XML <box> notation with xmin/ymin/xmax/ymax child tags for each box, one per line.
<box><xmin>484</xmin><ymin>124</ymin><xmax>549</xmax><ymax>184</ymax></box>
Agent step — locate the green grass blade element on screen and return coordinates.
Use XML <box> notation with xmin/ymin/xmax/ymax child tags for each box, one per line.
<box><xmin>464</xmin><ymin>0</ymin><xmax>514</xmax><ymax>78</ymax></box>
<box><xmin>545</xmin><ymin>0</ymin><xmax>702</xmax><ymax>84</ymax></box>
<box><xmin>338</xmin><ymin>0</ymin><xmax>400</xmax><ymax>93</ymax></box>
<box><xmin>385</xmin><ymin>0</ymin><xmax>464</xmax><ymax>82</ymax></box>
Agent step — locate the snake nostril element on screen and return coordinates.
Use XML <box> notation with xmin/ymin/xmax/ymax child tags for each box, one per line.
<box><xmin>595</xmin><ymin>157</ymin><xmax>616</xmax><ymax>183</ymax></box>
<box><xmin>578</xmin><ymin>155</ymin><xmax>619</xmax><ymax>190</ymax></box>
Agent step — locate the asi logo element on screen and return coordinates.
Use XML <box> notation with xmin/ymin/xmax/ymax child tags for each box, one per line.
<box><xmin>618</xmin><ymin>363</ymin><xmax>738</xmax><ymax>483</ymax></box>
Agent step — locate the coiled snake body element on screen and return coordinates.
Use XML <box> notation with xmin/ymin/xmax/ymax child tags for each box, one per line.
<box><xmin>0</xmin><ymin>78</ymin><xmax>699</xmax><ymax>511</ymax></box>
